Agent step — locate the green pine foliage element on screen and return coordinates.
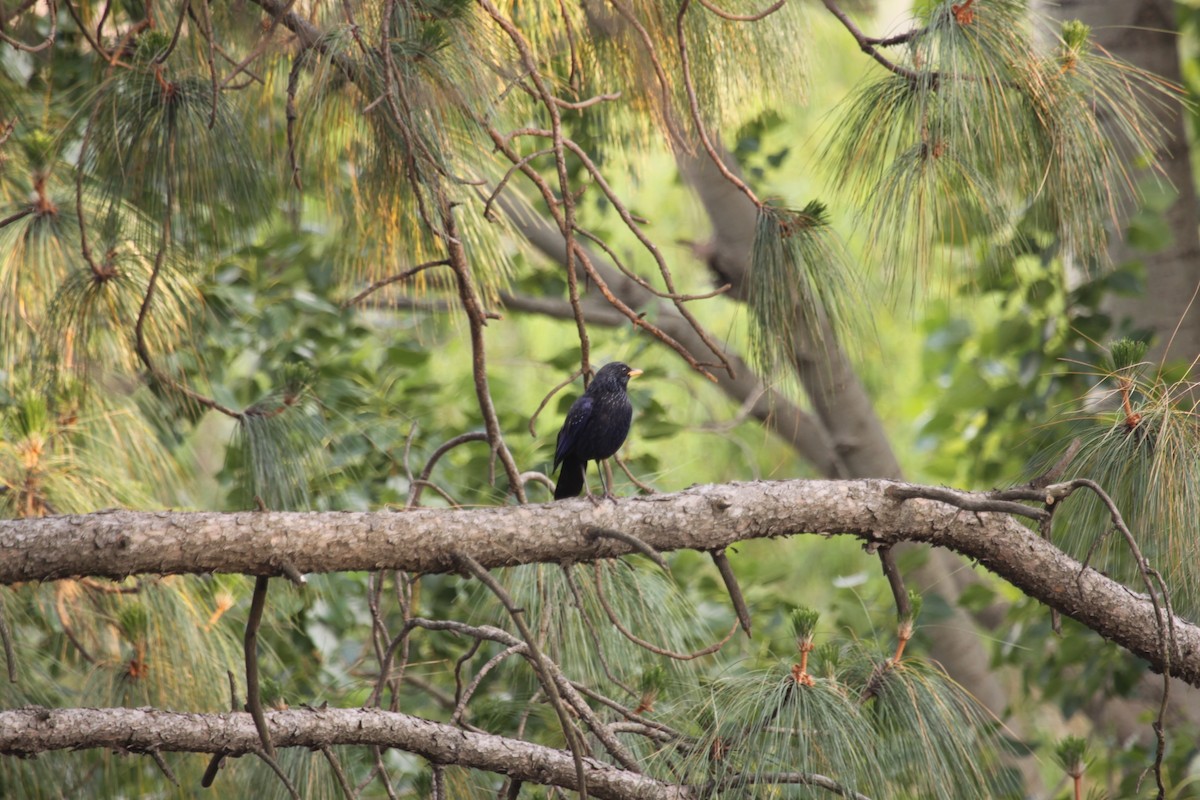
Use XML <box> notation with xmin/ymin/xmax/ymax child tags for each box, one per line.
<box><xmin>747</xmin><ymin>201</ymin><xmax>857</xmax><ymax>375</ymax></box>
<box><xmin>827</xmin><ymin>3</ymin><xmax>1173</xmax><ymax>278</ymax></box>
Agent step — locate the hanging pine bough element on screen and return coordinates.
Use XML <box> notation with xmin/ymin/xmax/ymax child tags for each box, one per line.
<box><xmin>43</xmin><ymin>243</ymin><xmax>201</xmax><ymax>382</ymax></box>
<box><xmin>1038</xmin><ymin>339</ymin><xmax>1200</xmax><ymax>618</ymax></box>
<box><xmin>228</xmin><ymin>365</ymin><xmax>330</xmax><ymax>514</ymax></box>
<box><xmin>77</xmin><ymin>34</ymin><xmax>271</xmax><ymax>251</ymax></box>
<box><xmin>825</xmin><ymin>2</ymin><xmax>1174</xmax><ymax>276</ymax></box>
<box><xmin>284</xmin><ymin>1</ymin><xmax>518</xmax><ymax>298</ymax></box>
<box><xmin>746</xmin><ymin>201</ymin><xmax>857</xmax><ymax>376</ymax></box>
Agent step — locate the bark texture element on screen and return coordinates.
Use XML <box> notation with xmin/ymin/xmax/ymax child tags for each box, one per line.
<box><xmin>0</xmin><ymin>706</ymin><xmax>688</xmax><ymax>799</ymax></box>
<box><xmin>3</xmin><ymin>479</ymin><xmax>1199</xmax><ymax>686</ymax></box>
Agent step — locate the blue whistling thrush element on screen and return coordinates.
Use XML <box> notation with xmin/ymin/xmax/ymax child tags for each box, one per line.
<box><xmin>552</xmin><ymin>362</ymin><xmax>642</xmax><ymax>500</ymax></box>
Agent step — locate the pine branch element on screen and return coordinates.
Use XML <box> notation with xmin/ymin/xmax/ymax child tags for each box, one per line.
<box><xmin>0</xmin><ymin>706</ymin><xmax>688</xmax><ymax>799</ymax></box>
<box><xmin>4</xmin><ymin>479</ymin><xmax>1200</xmax><ymax>685</ymax></box>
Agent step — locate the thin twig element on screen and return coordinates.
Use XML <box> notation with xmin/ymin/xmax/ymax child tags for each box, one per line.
<box><xmin>153</xmin><ymin>0</ymin><xmax>190</xmax><ymax>64</ymax></box>
<box><xmin>343</xmin><ymin>259</ymin><xmax>453</xmax><ymax>308</ymax></box>
<box><xmin>410</xmin><ymin>480</ymin><xmax>462</xmax><ymax>508</ymax></box>
<box><xmin>244</xmin><ymin>576</ymin><xmax>275</xmax><ymax>757</ymax></box>
<box><xmin>187</xmin><ymin>4</ymin><xmax>264</xmax><ymax>83</ymax></box>
<box><xmin>144</xmin><ymin>749</ymin><xmax>179</xmax><ymax>785</ymax></box>
<box><xmin>54</xmin><ymin>583</ymin><xmax>95</xmax><ymax>664</ymax></box>
<box><xmin>821</xmin><ymin>0</ymin><xmax>928</xmax><ymax>84</ymax></box>
<box><xmin>186</xmin><ymin>0</ymin><xmax>220</xmax><ymax>127</ymax></box>
<box><xmin>431</xmin><ymin>763</ymin><xmax>446</xmax><ymax>800</ymax></box>
<box><xmin>0</xmin><ymin>590</ymin><xmax>16</xmax><ymax>682</ymax></box>
<box><xmin>365</xmin><ymin>573</ymin><xmax>390</xmax><ymax>695</ymax></box>
<box><xmin>0</xmin><ymin>0</ymin><xmax>39</xmax><ymax>29</ymax></box>
<box><xmin>320</xmin><ymin>745</ymin><xmax>355</xmax><ymax>800</ymax></box>
<box><xmin>552</xmin><ymin>92</ymin><xmax>621</xmax><ymax>110</ymax></box>
<box><xmin>483</xmin><ymin>149</ymin><xmax>554</xmax><ymax>221</ymax></box>
<box><xmin>453</xmin><ymin>553</ymin><xmax>590</xmax><ymax>798</ymax></box>
<box><xmin>367</xmin><ymin>620</ymin><xmax>416</xmax><ymax>709</ymax></box>
<box><xmin>569</xmin><ymin>681</ymin><xmax>686</xmax><ymax>740</ymax></box>
<box><xmin>132</xmin><ymin>123</ymin><xmax>242</xmax><ymax>418</ymax></box>
<box><xmin>519</xmin><ymin>471</ymin><xmax>557</xmax><ymax>495</ymax></box>
<box><xmin>371</xmin><ymin>745</ymin><xmax>400</xmax><ymax>800</ymax></box>
<box><xmin>476</xmin><ymin>0</ymin><xmax>592</xmax><ymax>379</ymax></box>
<box><xmin>0</xmin><ymin>206</ymin><xmax>34</xmax><ymax>231</ymax></box>
<box><xmin>560</xmin><ymin>565</ymin><xmax>639</xmax><ymax>697</ymax></box>
<box><xmin>554</xmin><ymin>0</ymin><xmax>583</xmax><ymax>91</ymax></box>
<box><xmin>552</xmin><ymin>132</ymin><xmax>734</xmax><ymax>369</ymax></box>
<box><xmin>707</xmin><ymin>770</ymin><xmax>874</xmax><ymax>799</ymax></box>
<box><xmin>276</xmin><ymin>560</ymin><xmax>306</xmax><ymax>587</ymax></box>
<box><xmin>592</xmin><ymin>562</ymin><xmax>738</xmax><ymax>659</ymax></box>
<box><xmin>876</xmin><ymin>545</ymin><xmax>910</xmax><ymax>621</ymax></box>
<box><xmin>484</xmin><ymin>124</ymin><xmax>719</xmax><ymax>381</ymax></box>
<box><xmin>408</xmin><ymin>432</ymin><xmax>490</xmax><ymax>507</ymax></box>
<box><xmin>201</xmin><ymin>748</ymin><xmax>226</xmax><ymax>788</ymax></box>
<box><xmin>613</xmin><ymin>454</ymin><xmax>657</xmax><ymax>495</ymax></box>
<box><xmin>253</xmin><ymin>747</ymin><xmax>300</xmax><ymax>800</ymax></box>
<box><xmin>585</xmin><ymin>528</ymin><xmax>669</xmax><ymax>573</ymax></box>
<box><xmin>220</xmin><ymin>0</ymin><xmax>300</xmax><ymax>89</ymax></box>
<box><xmin>436</xmin><ymin>201</ymin><xmax>528</xmax><ymax>503</ymax></box>
<box><xmin>529</xmin><ymin>368</ymin><xmax>584</xmax><ymax>437</ymax></box>
<box><xmin>452</xmin><ymin>644</ymin><xmax>524</xmax><ymax>726</ymax></box>
<box><xmin>202</xmin><ymin>671</ymin><xmax>242</xmax><ymax>786</ymax></box>
<box><xmin>696</xmin><ymin>0</ymin><xmax>785</xmax><ymax>22</ymax></box>
<box><xmin>1065</xmin><ymin>478</ymin><xmax>1174</xmax><ymax>798</ymax></box>
<box><xmin>1028</xmin><ymin>438</ymin><xmax>1082</xmax><ymax>489</ymax></box>
<box><xmin>286</xmin><ymin>53</ymin><xmax>306</xmax><ymax>189</ymax></box>
<box><xmin>0</xmin><ymin>0</ymin><xmax>55</xmax><ymax>51</ymax></box>
<box><xmin>885</xmin><ymin>485</ymin><xmax>1049</xmax><ymax>520</ymax></box>
<box><xmin>710</xmin><ymin>550</ymin><xmax>752</xmax><ymax>637</ymax></box>
<box><xmin>675</xmin><ymin>0</ymin><xmax>762</xmax><ymax>207</ymax></box>
<box><xmin>575</xmin><ymin>224</ymin><xmax>734</xmax><ymax>302</ymax></box>
<box><xmin>452</xmin><ymin>637</ymin><xmax>485</xmax><ymax>712</ymax></box>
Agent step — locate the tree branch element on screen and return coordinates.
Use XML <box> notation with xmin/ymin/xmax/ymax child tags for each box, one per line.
<box><xmin>0</xmin><ymin>706</ymin><xmax>688</xmax><ymax>800</ymax></box>
<box><xmin>4</xmin><ymin>479</ymin><xmax>1200</xmax><ymax>685</ymax></box>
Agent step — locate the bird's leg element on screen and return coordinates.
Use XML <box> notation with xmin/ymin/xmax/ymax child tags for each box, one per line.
<box><xmin>582</xmin><ymin>465</ymin><xmax>603</xmax><ymax>506</ymax></box>
<box><xmin>599</xmin><ymin>459</ymin><xmax>619</xmax><ymax>503</ymax></box>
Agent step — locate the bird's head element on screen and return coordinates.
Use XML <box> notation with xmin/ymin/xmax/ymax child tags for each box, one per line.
<box><xmin>593</xmin><ymin>362</ymin><xmax>643</xmax><ymax>389</ymax></box>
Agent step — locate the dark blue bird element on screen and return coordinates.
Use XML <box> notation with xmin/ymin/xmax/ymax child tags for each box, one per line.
<box><xmin>552</xmin><ymin>362</ymin><xmax>642</xmax><ymax>500</ymax></box>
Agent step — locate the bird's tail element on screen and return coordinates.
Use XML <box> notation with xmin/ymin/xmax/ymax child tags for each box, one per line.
<box><xmin>554</xmin><ymin>457</ymin><xmax>586</xmax><ymax>499</ymax></box>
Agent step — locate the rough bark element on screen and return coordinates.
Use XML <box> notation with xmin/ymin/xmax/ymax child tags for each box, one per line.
<box><xmin>0</xmin><ymin>706</ymin><xmax>689</xmax><ymax>799</ymax></box>
<box><xmin>3</xmin><ymin>479</ymin><xmax>1199</xmax><ymax>686</ymax></box>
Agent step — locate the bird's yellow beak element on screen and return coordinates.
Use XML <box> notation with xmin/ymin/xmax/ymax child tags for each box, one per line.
<box><xmin>628</xmin><ymin>369</ymin><xmax>643</xmax><ymax>379</ymax></box>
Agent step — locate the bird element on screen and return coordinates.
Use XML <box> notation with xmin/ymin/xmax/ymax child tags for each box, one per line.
<box><xmin>552</xmin><ymin>362</ymin><xmax>642</xmax><ymax>501</ymax></box>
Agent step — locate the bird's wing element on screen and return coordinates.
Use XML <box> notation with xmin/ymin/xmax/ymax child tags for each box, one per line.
<box><xmin>554</xmin><ymin>395</ymin><xmax>594</xmax><ymax>468</ymax></box>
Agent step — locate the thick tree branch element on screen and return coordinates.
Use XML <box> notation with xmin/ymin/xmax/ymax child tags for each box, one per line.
<box><xmin>3</xmin><ymin>479</ymin><xmax>1200</xmax><ymax>685</ymax></box>
<box><xmin>0</xmin><ymin>706</ymin><xmax>687</xmax><ymax>800</ymax></box>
